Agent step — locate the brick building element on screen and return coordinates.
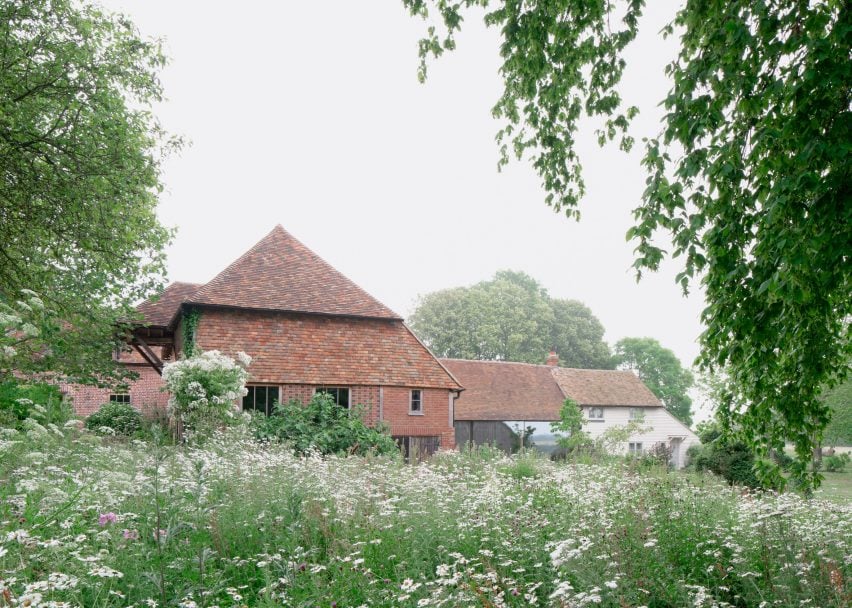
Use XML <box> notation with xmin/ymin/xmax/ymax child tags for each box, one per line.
<box><xmin>64</xmin><ymin>225</ymin><xmax>462</xmax><ymax>451</ymax></box>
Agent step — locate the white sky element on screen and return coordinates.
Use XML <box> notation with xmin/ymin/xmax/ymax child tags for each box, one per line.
<box><xmin>100</xmin><ymin>1</ymin><xmax>708</xmax><ymax>417</ymax></box>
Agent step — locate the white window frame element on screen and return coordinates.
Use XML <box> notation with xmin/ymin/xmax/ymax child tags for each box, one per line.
<box><xmin>587</xmin><ymin>407</ymin><xmax>604</xmax><ymax>421</ymax></box>
<box><xmin>629</xmin><ymin>407</ymin><xmax>645</xmax><ymax>421</ymax></box>
<box><xmin>314</xmin><ymin>386</ymin><xmax>351</xmax><ymax>410</ymax></box>
<box><xmin>628</xmin><ymin>442</ymin><xmax>643</xmax><ymax>456</ymax></box>
<box><xmin>409</xmin><ymin>389</ymin><xmax>424</xmax><ymax>415</ymax></box>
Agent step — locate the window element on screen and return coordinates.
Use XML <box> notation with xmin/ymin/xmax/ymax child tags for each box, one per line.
<box><xmin>109</xmin><ymin>394</ymin><xmax>131</xmax><ymax>404</ymax></box>
<box><xmin>628</xmin><ymin>442</ymin><xmax>643</xmax><ymax>456</ymax></box>
<box><xmin>629</xmin><ymin>408</ymin><xmax>645</xmax><ymax>421</ymax></box>
<box><xmin>315</xmin><ymin>387</ymin><xmax>350</xmax><ymax>409</ymax></box>
<box><xmin>409</xmin><ymin>389</ymin><xmax>423</xmax><ymax>415</ymax></box>
<box><xmin>243</xmin><ymin>385</ymin><xmax>280</xmax><ymax>416</ymax></box>
<box><xmin>588</xmin><ymin>407</ymin><xmax>604</xmax><ymax>421</ymax></box>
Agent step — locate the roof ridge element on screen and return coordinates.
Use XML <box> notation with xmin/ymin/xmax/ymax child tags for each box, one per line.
<box><xmin>186</xmin><ymin>225</ymin><xmax>401</xmax><ymax>319</ymax></box>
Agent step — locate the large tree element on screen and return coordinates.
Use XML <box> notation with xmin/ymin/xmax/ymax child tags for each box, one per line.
<box><xmin>0</xmin><ymin>0</ymin><xmax>177</xmax><ymax>383</ymax></box>
<box><xmin>614</xmin><ymin>337</ymin><xmax>694</xmax><ymax>426</ymax></box>
<box><xmin>402</xmin><ymin>0</ymin><xmax>850</xmax><ymax>489</ymax></box>
<box><xmin>409</xmin><ymin>270</ymin><xmax>613</xmax><ymax>368</ymax></box>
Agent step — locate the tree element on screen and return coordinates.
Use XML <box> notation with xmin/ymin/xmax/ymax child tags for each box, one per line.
<box><xmin>823</xmin><ymin>376</ymin><xmax>852</xmax><ymax>448</ymax></box>
<box><xmin>402</xmin><ymin>1</ymin><xmax>850</xmax><ymax>490</ymax></box>
<box><xmin>409</xmin><ymin>270</ymin><xmax>613</xmax><ymax>367</ymax></box>
<box><xmin>0</xmin><ymin>0</ymin><xmax>178</xmax><ymax>383</ymax></box>
<box><xmin>614</xmin><ymin>337</ymin><xmax>694</xmax><ymax>426</ymax></box>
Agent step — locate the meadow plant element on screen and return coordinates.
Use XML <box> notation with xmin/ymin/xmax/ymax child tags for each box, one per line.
<box><xmin>0</xmin><ymin>427</ymin><xmax>848</xmax><ymax>607</ymax></box>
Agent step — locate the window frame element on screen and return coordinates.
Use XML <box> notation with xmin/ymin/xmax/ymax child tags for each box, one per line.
<box><xmin>587</xmin><ymin>406</ymin><xmax>604</xmax><ymax>421</ymax></box>
<box><xmin>628</xmin><ymin>441</ymin><xmax>643</xmax><ymax>456</ymax></box>
<box><xmin>242</xmin><ymin>384</ymin><xmax>280</xmax><ymax>416</ymax></box>
<box><xmin>409</xmin><ymin>389</ymin><xmax>424</xmax><ymax>415</ymax></box>
<box><xmin>629</xmin><ymin>407</ymin><xmax>645</xmax><ymax>421</ymax></box>
<box><xmin>314</xmin><ymin>386</ymin><xmax>351</xmax><ymax>410</ymax></box>
<box><xmin>109</xmin><ymin>393</ymin><xmax>131</xmax><ymax>404</ymax></box>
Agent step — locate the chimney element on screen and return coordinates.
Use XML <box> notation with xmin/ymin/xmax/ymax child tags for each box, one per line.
<box><xmin>545</xmin><ymin>349</ymin><xmax>559</xmax><ymax>367</ymax></box>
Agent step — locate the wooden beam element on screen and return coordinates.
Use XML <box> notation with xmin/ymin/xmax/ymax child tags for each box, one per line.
<box><xmin>132</xmin><ymin>335</ymin><xmax>164</xmax><ymax>375</ymax></box>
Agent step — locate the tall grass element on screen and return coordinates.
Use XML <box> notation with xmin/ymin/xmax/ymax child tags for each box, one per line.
<box><xmin>0</xmin><ymin>428</ymin><xmax>849</xmax><ymax>607</ymax></box>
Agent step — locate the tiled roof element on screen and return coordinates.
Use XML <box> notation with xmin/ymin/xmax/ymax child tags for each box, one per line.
<box><xmin>187</xmin><ymin>225</ymin><xmax>400</xmax><ymax>319</ymax></box>
<box><xmin>442</xmin><ymin>359</ymin><xmax>661</xmax><ymax>421</ymax></box>
<box><xmin>551</xmin><ymin>368</ymin><xmax>662</xmax><ymax>408</ymax></box>
<box><xmin>199</xmin><ymin>309</ymin><xmax>462</xmax><ymax>389</ymax></box>
<box><xmin>136</xmin><ymin>282</ymin><xmax>201</xmax><ymax>327</ymax></box>
<box><xmin>442</xmin><ymin>359</ymin><xmax>566</xmax><ymax>421</ymax></box>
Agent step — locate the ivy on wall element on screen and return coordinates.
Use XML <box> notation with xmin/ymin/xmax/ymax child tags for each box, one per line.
<box><xmin>182</xmin><ymin>309</ymin><xmax>201</xmax><ymax>358</ymax></box>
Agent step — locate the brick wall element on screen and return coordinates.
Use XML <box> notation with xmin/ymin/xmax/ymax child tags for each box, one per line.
<box><xmin>277</xmin><ymin>384</ymin><xmax>455</xmax><ymax>449</ymax></box>
<box><xmin>61</xmin><ymin>365</ymin><xmax>168</xmax><ymax>417</ymax></box>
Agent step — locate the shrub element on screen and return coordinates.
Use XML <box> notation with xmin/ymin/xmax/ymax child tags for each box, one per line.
<box><xmin>639</xmin><ymin>441</ymin><xmax>673</xmax><ymax>468</ymax></box>
<box><xmin>823</xmin><ymin>452</ymin><xmax>850</xmax><ymax>473</ymax></box>
<box><xmin>85</xmin><ymin>402</ymin><xmax>142</xmax><ymax>436</ymax></box>
<box><xmin>162</xmin><ymin>350</ymin><xmax>251</xmax><ymax>434</ymax></box>
<box><xmin>251</xmin><ymin>392</ymin><xmax>399</xmax><ymax>456</ymax></box>
<box><xmin>0</xmin><ymin>381</ymin><xmax>66</xmax><ymax>428</ymax></box>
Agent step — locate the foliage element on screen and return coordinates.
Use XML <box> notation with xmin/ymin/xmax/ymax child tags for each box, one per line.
<box><xmin>403</xmin><ymin>0</ymin><xmax>851</xmax><ymax>492</ymax></box>
<box><xmin>614</xmin><ymin>337</ymin><xmax>695</xmax><ymax>425</ymax></box>
<box><xmin>510</xmin><ymin>423</ymin><xmax>535</xmax><ymax>453</ymax></box>
<box><xmin>181</xmin><ymin>309</ymin><xmax>202</xmax><ymax>358</ymax></box>
<box><xmin>252</xmin><ymin>392</ymin><xmax>399</xmax><ymax>457</ymax></box>
<box><xmin>695</xmin><ymin>419</ymin><xmax>723</xmax><ymax>444</ymax></box>
<box><xmin>0</xmin><ymin>380</ymin><xmax>64</xmax><ymax>428</ymax></box>
<box><xmin>85</xmin><ymin>402</ymin><xmax>143</xmax><ymax>437</ymax></box>
<box><xmin>823</xmin><ymin>375</ymin><xmax>852</xmax><ymax>447</ymax></box>
<box><xmin>410</xmin><ymin>270</ymin><xmax>612</xmax><ymax>367</ymax></box>
<box><xmin>549</xmin><ymin>398</ymin><xmax>590</xmax><ymax>455</ymax></box>
<box><xmin>0</xmin><ymin>0</ymin><xmax>180</xmax><ymax>383</ymax></box>
<box><xmin>823</xmin><ymin>452</ymin><xmax>850</xmax><ymax>474</ymax></box>
<box><xmin>161</xmin><ymin>350</ymin><xmax>251</xmax><ymax>434</ymax></box>
<box><xmin>638</xmin><ymin>441</ymin><xmax>673</xmax><ymax>469</ymax></box>
<box><xmin>1</xmin><ymin>432</ymin><xmax>849</xmax><ymax>606</ymax></box>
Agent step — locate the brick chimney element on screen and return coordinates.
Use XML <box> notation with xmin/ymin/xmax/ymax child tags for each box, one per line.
<box><xmin>545</xmin><ymin>349</ymin><xmax>559</xmax><ymax>367</ymax></box>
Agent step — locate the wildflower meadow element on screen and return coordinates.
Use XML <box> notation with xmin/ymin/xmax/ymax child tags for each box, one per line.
<box><xmin>0</xmin><ymin>426</ymin><xmax>849</xmax><ymax>608</ymax></box>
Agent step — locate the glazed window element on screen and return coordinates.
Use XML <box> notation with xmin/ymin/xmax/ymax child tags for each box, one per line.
<box><xmin>628</xmin><ymin>442</ymin><xmax>643</xmax><ymax>456</ymax></box>
<box><xmin>243</xmin><ymin>385</ymin><xmax>280</xmax><ymax>416</ymax></box>
<box><xmin>588</xmin><ymin>407</ymin><xmax>604</xmax><ymax>421</ymax></box>
<box><xmin>109</xmin><ymin>394</ymin><xmax>131</xmax><ymax>404</ymax></box>
<box><xmin>315</xmin><ymin>387</ymin><xmax>350</xmax><ymax>409</ymax></box>
<box><xmin>410</xmin><ymin>389</ymin><xmax>423</xmax><ymax>415</ymax></box>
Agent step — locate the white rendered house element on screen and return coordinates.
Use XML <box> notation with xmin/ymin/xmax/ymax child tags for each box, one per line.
<box><xmin>442</xmin><ymin>353</ymin><xmax>700</xmax><ymax>468</ymax></box>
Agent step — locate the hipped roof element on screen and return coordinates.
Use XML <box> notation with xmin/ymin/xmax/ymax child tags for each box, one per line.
<box><xmin>442</xmin><ymin>359</ymin><xmax>661</xmax><ymax>421</ymax></box>
<box><xmin>187</xmin><ymin>225</ymin><xmax>400</xmax><ymax>319</ymax></box>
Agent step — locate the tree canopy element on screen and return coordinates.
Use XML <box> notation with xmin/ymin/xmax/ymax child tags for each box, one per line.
<box><xmin>614</xmin><ymin>337</ymin><xmax>694</xmax><ymax>426</ymax></box>
<box><xmin>0</xmin><ymin>0</ymin><xmax>178</xmax><ymax>383</ymax></box>
<box><xmin>402</xmin><ymin>0</ymin><xmax>850</xmax><ymax>489</ymax></box>
<box><xmin>409</xmin><ymin>270</ymin><xmax>613</xmax><ymax>368</ymax></box>
<box><xmin>822</xmin><ymin>376</ymin><xmax>852</xmax><ymax>448</ymax></box>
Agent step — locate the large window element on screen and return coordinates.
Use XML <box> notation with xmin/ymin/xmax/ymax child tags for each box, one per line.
<box><xmin>315</xmin><ymin>387</ymin><xmax>350</xmax><ymax>409</ymax></box>
<box><xmin>588</xmin><ymin>407</ymin><xmax>604</xmax><ymax>421</ymax></box>
<box><xmin>409</xmin><ymin>389</ymin><xmax>423</xmax><ymax>415</ymax></box>
<box><xmin>109</xmin><ymin>393</ymin><xmax>131</xmax><ymax>404</ymax></box>
<box><xmin>243</xmin><ymin>385</ymin><xmax>280</xmax><ymax>416</ymax></box>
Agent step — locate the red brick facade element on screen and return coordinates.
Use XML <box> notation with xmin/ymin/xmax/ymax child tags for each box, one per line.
<box><xmin>61</xmin><ymin>364</ymin><xmax>168</xmax><ymax>417</ymax></box>
<box><xmin>63</xmin><ymin>225</ymin><xmax>461</xmax><ymax>450</ymax></box>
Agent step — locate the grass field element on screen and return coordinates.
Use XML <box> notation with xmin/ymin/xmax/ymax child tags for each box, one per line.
<box><xmin>815</xmin><ymin>469</ymin><xmax>852</xmax><ymax>502</ymax></box>
<box><xmin>1</xmin><ymin>427</ymin><xmax>850</xmax><ymax>607</ymax></box>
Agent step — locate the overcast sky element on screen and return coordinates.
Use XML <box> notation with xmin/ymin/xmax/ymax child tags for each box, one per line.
<box><xmin>101</xmin><ymin>1</ymin><xmax>707</xmax><ymax>414</ymax></box>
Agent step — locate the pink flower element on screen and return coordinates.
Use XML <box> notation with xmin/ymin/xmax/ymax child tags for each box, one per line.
<box><xmin>98</xmin><ymin>512</ymin><xmax>118</xmax><ymax>526</ymax></box>
<box><xmin>154</xmin><ymin>528</ymin><xmax>167</xmax><ymax>541</ymax></box>
<box><xmin>122</xmin><ymin>529</ymin><xmax>139</xmax><ymax>540</ymax></box>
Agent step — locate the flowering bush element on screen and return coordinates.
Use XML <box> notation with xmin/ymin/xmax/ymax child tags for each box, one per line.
<box><xmin>85</xmin><ymin>401</ymin><xmax>143</xmax><ymax>436</ymax></box>
<box><xmin>162</xmin><ymin>350</ymin><xmax>250</xmax><ymax>432</ymax></box>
